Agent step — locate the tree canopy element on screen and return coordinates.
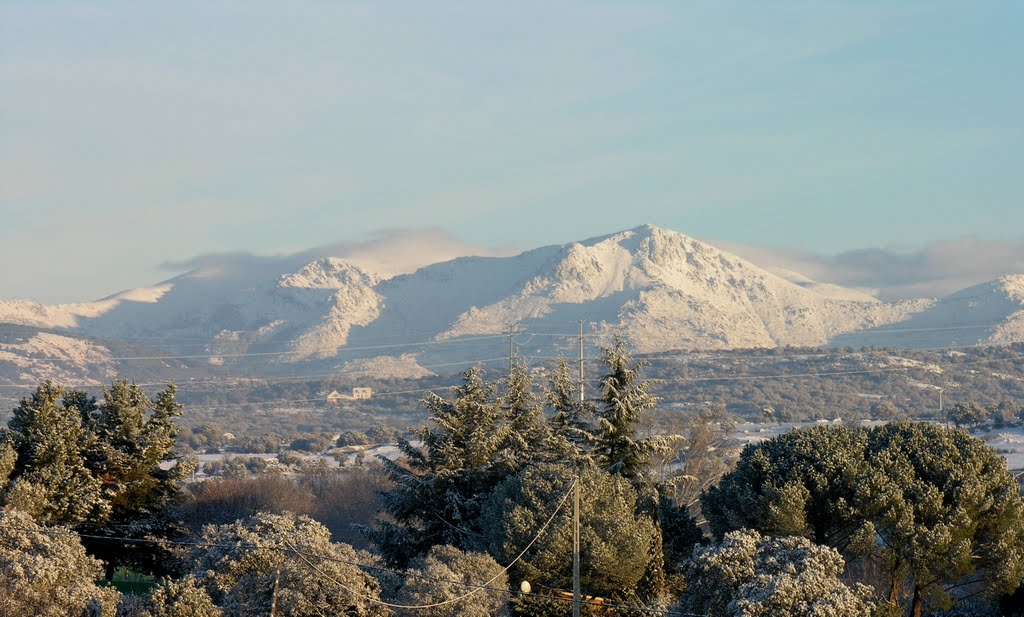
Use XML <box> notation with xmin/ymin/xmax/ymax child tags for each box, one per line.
<box><xmin>702</xmin><ymin>422</ymin><xmax>1024</xmax><ymax>617</ymax></box>
<box><xmin>478</xmin><ymin>463</ymin><xmax>666</xmax><ymax>609</ymax></box>
<box><xmin>0</xmin><ymin>508</ymin><xmax>121</xmax><ymax>617</ymax></box>
<box><xmin>683</xmin><ymin>529</ymin><xmax>875</xmax><ymax>617</ymax></box>
<box><xmin>185</xmin><ymin>511</ymin><xmax>388</xmax><ymax>617</ymax></box>
<box><xmin>393</xmin><ymin>545</ymin><xmax>509</xmax><ymax>617</ymax></box>
<box><xmin>1</xmin><ymin>378</ymin><xmax>193</xmax><ymax>577</ymax></box>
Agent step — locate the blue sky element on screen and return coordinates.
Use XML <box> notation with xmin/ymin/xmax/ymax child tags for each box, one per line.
<box><xmin>1</xmin><ymin>2</ymin><xmax>1021</xmax><ymax>302</ymax></box>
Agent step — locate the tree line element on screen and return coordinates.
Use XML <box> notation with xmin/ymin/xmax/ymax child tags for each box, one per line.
<box><xmin>1</xmin><ymin>339</ymin><xmax>1023</xmax><ymax>616</ymax></box>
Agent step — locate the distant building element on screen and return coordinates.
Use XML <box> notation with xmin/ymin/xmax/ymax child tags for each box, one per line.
<box><xmin>327</xmin><ymin>388</ymin><xmax>371</xmax><ymax>403</ymax></box>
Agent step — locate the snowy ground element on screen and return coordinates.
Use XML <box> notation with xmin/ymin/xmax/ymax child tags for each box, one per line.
<box><xmin>191</xmin><ymin>442</ymin><xmax>413</xmax><ymax>479</ymax></box>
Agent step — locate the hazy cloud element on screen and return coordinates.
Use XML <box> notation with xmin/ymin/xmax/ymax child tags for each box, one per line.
<box><xmin>160</xmin><ymin>228</ymin><xmax>517</xmax><ymax>280</ymax></box>
<box><xmin>716</xmin><ymin>236</ymin><xmax>1024</xmax><ymax>300</ymax></box>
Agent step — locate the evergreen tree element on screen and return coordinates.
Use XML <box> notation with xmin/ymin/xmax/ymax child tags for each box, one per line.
<box><xmin>0</xmin><ymin>509</ymin><xmax>121</xmax><ymax>617</ymax></box>
<box><xmin>593</xmin><ymin>337</ymin><xmax>661</xmax><ymax>480</ymax></box>
<box><xmin>80</xmin><ymin>380</ymin><xmax>194</xmax><ymax>578</ymax></box>
<box><xmin>186</xmin><ymin>512</ymin><xmax>387</xmax><ymax>617</ymax></box>
<box><xmin>144</xmin><ymin>576</ymin><xmax>222</xmax><ymax>617</ymax></box>
<box><xmin>394</xmin><ymin>545</ymin><xmax>510</xmax><ymax>617</ymax></box>
<box><xmin>862</xmin><ymin>423</ymin><xmax>1024</xmax><ymax>617</ymax></box>
<box><xmin>683</xmin><ymin>530</ymin><xmax>874</xmax><ymax>617</ymax></box>
<box><xmin>702</xmin><ymin>423</ymin><xmax>1024</xmax><ymax>617</ymax></box>
<box><xmin>2</xmin><ymin>381</ymin><xmax>106</xmax><ymax>526</ymax></box>
<box><xmin>545</xmin><ymin>357</ymin><xmax>595</xmax><ymax>461</ymax></box>
<box><xmin>480</xmin><ymin>463</ymin><xmax>668</xmax><ymax>613</ymax></box>
<box><xmin>371</xmin><ymin>366</ymin><xmax>510</xmax><ymax>566</ymax></box>
<box><xmin>500</xmin><ymin>357</ymin><xmax>571</xmax><ymax>468</ymax></box>
<box><xmin>702</xmin><ymin>425</ymin><xmax>871</xmax><ymax>550</ymax></box>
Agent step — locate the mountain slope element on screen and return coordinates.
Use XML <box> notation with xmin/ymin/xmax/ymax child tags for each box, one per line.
<box><xmin>4</xmin><ymin>225</ymin><xmax>1021</xmax><ymax>385</ymax></box>
<box><xmin>830</xmin><ymin>275</ymin><xmax>1024</xmax><ymax>349</ymax></box>
<box><xmin>376</xmin><ymin>225</ymin><xmax>926</xmax><ymax>353</ymax></box>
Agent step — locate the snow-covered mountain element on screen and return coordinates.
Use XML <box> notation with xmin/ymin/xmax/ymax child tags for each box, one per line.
<box><xmin>0</xmin><ymin>225</ymin><xmax>1019</xmax><ymax>385</ymax></box>
<box><xmin>830</xmin><ymin>275</ymin><xmax>1024</xmax><ymax>349</ymax></box>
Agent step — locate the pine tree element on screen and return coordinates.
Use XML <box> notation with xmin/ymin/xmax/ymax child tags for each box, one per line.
<box><xmin>79</xmin><ymin>380</ymin><xmax>194</xmax><ymax>578</ymax></box>
<box><xmin>481</xmin><ymin>463</ymin><xmax>665</xmax><ymax>612</ymax></box>
<box><xmin>500</xmin><ymin>357</ymin><xmax>571</xmax><ymax>468</ymax></box>
<box><xmin>371</xmin><ymin>365</ymin><xmax>511</xmax><ymax>566</ymax></box>
<box><xmin>702</xmin><ymin>423</ymin><xmax>1024</xmax><ymax>617</ymax></box>
<box><xmin>545</xmin><ymin>356</ymin><xmax>595</xmax><ymax>461</ymax></box>
<box><xmin>594</xmin><ymin>337</ymin><xmax>661</xmax><ymax>480</ymax></box>
<box><xmin>2</xmin><ymin>381</ymin><xmax>106</xmax><ymax>526</ymax></box>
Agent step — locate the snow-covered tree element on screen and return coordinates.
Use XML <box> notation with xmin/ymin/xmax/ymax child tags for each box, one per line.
<box><xmin>593</xmin><ymin>337</ymin><xmax>662</xmax><ymax>480</ymax></box>
<box><xmin>702</xmin><ymin>425</ymin><xmax>871</xmax><ymax>550</ymax></box>
<box><xmin>500</xmin><ymin>358</ymin><xmax>571</xmax><ymax>468</ymax></box>
<box><xmin>371</xmin><ymin>365</ymin><xmax>512</xmax><ymax>566</ymax></box>
<box><xmin>479</xmin><ymin>463</ymin><xmax>665</xmax><ymax>610</ymax></box>
<box><xmin>141</xmin><ymin>576</ymin><xmax>222</xmax><ymax>617</ymax></box>
<box><xmin>185</xmin><ymin>512</ymin><xmax>387</xmax><ymax>617</ymax></box>
<box><xmin>79</xmin><ymin>380</ymin><xmax>194</xmax><ymax>577</ymax></box>
<box><xmin>2</xmin><ymin>379</ymin><xmax>192</xmax><ymax>575</ymax></box>
<box><xmin>0</xmin><ymin>508</ymin><xmax>121</xmax><ymax>617</ymax></box>
<box><xmin>2</xmin><ymin>380</ymin><xmax>106</xmax><ymax>525</ymax></box>
<box><xmin>393</xmin><ymin>545</ymin><xmax>509</xmax><ymax>617</ymax></box>
<box><xmin>683</xmin><ymin>530</ymin><xmax>874</xmax><ymax>617</ymax></box>
<box><xmin>702</xmin><ymin>423</ymin><xmax>1024</xmax><ymax>617</ymax></box>
<box><xmin>545</xmin><ymin>357</ymin><xmax>595</xmax><ymax>461</ymax></box>
<box><xmin>0</xmin><ymin>441</ymin><xmax>15</xmax><ymax>487</ymax></box>
<box><xmin>861</xmin><ymin>422</ymin><xmax>1024</xmax><ymax>616</ymax></box>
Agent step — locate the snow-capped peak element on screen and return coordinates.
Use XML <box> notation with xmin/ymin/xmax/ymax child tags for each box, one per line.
<box><xmin>277</xmin><ymin>258</ymin><xmax>379</xmax><ymax>289</ymax></box>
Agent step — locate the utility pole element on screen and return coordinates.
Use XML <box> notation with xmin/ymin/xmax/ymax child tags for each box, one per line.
<box><xmin>573</xmin><ymin>476</ymin><xmax>581</xmax><ymax>617</ymax></box>
<box><xmin>508</xmin><ymin>324</ymin><xmax>516</xmax><ymax>377</ymax></box>
<box><xmin>270</xmin><ymin>559</ymin><xmax>283</xmax><ymax>617</ymax></box>
<box><xmin>939</xmin><ymin>387</ymin><xmax>946</xmax><ymax>427</ymax></box>
<box><xmin>578</xmin><ymin>320</ymin><xmax>585</xmax><ymax>404</ymax></box>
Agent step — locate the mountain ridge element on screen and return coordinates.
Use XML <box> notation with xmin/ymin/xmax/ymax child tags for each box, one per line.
<box><xmin>0</xmin><ymin>225</ymin><xmax>1020</xmax><ymax>384</ymax></box>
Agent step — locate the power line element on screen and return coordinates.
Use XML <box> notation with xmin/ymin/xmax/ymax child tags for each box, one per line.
<box><xmin>2</xmin><ymin>340</ymin><xmax>1022</xmax><ymax>413</ymax></box>
<box><xmin>95</xmin><ymin>333</ymin><xmax>511</xmax><ymax>362</ymax></box>
<box><xmin>0</xmin><ymin>356</ymin><xmax>512</xmax><ymax>393</ymax></box>
<box><xmin>289</xmin><ymin>478</ymin><xmax>578</xmax><ymax>611</ymax></box>
<box><xmin>665</xmin><ymin>352</ymin><xmax>1024</xmax><ymax>383</ymax></box>
<box><xmin>0</xmin><ymin>518</ymin><xmax>697</xmax><ymax>615</ymax></box>
<box><xmin>3</xmin><ymin>351</ymin><xmax>1021</xmax><ymax>415</ymax></box>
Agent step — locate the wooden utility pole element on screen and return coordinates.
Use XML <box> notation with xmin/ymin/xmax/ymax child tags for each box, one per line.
<box><xmin>508</xmin><ymin>324</ymin><xmax>516</xmax><ymax>377</ymax></box>
<box><xmin>270</xmin><ymin>559</ymin><xmax>283</xmax><ymax>617</ymax></box>
<box><xmin>578</xmin><ymin>320</ymin><xmax>585</xmax><ymax>404</ymax></box>
<box><xmin>573</xmin><ymin>476</ymin><xmax>581</xmax><ymax>617</ymax></box>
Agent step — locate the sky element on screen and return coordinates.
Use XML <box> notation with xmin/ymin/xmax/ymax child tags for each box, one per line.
<box><xmin>1</xmin><ymin>2</ymin><xmax>1021</xmax><ymax>303</ymax></box>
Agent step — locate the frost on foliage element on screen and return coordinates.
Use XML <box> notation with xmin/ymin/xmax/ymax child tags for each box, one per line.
<box><xmin>140</xmin><ymin>576</ymin><xmax>222</xmax><ymax>617</ymax></box>
<box><xmin>3</xmin><ymin>380</ymin><xmax>106</xmax><ymax>526</ymax></box>
<box><xmin>393</xmin><ymin>545</ymin><xmax>509</xmax><ymax>617</ymax></box>
<box><xmin>185</xmin><ymin>512</ymin><xmax>388</xmax><ymax>617</ymax></box>
<box><xmin>0</xmin><ymin>508</ymin><xmax>121</xmax><ymax>617</ymax></box>
<box><xmin>594</xmin><ymin>337</ymin><xmax>663</xmax><ymax>480</ymax></box>
<box><xmin>479</xmin><ymin>464</ymin><xmax>662</xmax><ymax>605</ymax></box>
<box><xmin>372</xmin><ymin>363</ymin><xmax>571</xmax><ymax>568</ymax></box>
<box><xmin>683</xmin><ymin>530</ymin><xmax>874</xmax><ymax>617</ymax></box>
<box><xmin>701</xmin><ymin>423</ymin><xmax>1024</xmax><ymax>615</ymax></box>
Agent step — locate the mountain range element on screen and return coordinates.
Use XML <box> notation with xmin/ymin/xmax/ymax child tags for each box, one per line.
<box><xmin>2</xmin><ymin>225</ymin><xmax>1023</xmax><ymax>387</ymax></box>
